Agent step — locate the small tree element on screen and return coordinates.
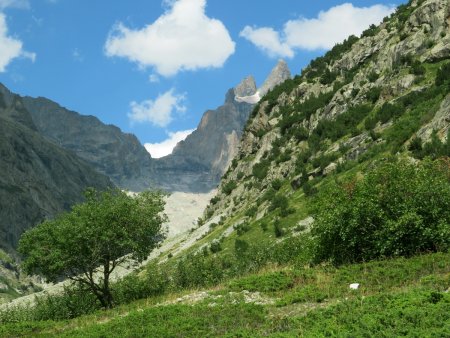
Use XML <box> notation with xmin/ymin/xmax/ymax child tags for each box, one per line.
<box><xmin>19</xmin><ymin>188</ymin><xmax>167</xmax><ymax>308</ymax></box>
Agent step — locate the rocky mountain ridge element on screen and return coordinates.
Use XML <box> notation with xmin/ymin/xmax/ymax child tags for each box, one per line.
<box><xmin>204</xmin><ymin>0</ymin><xmax>450</xmax><ymax>222</ymax></box>
<box><xmin>21</xmin><ymin>95</ymin><xmax>154</xmax><ymax>192</ymax></box>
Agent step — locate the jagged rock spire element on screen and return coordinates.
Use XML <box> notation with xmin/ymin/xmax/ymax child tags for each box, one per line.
<box><xmin>258</xmin><ymin>59</ymin><xmax>291</xmax><ymax>96</ymax></box>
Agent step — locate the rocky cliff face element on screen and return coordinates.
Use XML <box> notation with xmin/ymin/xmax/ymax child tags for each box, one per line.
<box><xmin>21</xmin><ymin>95</ymin><xmax>154</xmax><ymax>191</ymax></box>
<box><xmin>152</xmin><ymin>86</ymin><xmax>255</xmax><ymax>192</ymax></box>
<box><xmin>152</xmin><ymin>61</ymin><xmax>291</xmax><ymax>192</ymax></box>
<box><xmin>204</xmin><ymin>0</ymin><xmax>450</xmax><ymax>221</ymax></box>
<box><xmin>0</xmin><ymin>86</ymin><xmax>113</xmax><ymax>253</ymax></box>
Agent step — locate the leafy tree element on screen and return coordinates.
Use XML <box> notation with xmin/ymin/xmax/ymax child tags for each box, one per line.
<box><xmin>312</xmin><ymin>158</ymin><xmax>450</xmax><ymax>265</ymax></box>
<box><xmin>19</xmin><ymin>188</ymin><xmax>167</xmax><ymax>308</ymax></box>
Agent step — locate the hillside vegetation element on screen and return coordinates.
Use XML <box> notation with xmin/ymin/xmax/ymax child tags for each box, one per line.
<box><xmin>1</xmin><ymin>0</ymin><xmax>449</xmax><ymax>336</ymax></box>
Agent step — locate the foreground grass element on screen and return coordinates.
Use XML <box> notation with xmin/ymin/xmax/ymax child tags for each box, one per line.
<box><xmin>1</xmin><ymin>252</ymin><xmax>448</xmax><ymax>337</ymax></box>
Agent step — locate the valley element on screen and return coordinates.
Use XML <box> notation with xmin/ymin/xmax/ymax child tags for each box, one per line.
<box><xmin>0</xmin><ymin>0</ymin><xmax>449</xmax><ymax>336</ymax></box>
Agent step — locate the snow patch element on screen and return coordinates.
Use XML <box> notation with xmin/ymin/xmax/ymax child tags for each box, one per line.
<box><xmin>235</xmin><ymin>91</ymin><xmax>261</xmax><ymax>104</ymax></box>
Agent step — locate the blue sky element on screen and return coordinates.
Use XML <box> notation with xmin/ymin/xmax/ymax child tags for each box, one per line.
<box><xmin>0</xmin><ymin>0</ymin><xmax>404</xmax><ymax>157</ymax></box>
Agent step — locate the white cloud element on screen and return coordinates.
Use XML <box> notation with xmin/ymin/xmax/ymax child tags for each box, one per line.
<box><xmin>104</xmin><ymin>0</ymin><xmax>235</xmax><ymax>76</ymax></box>
<box><xmin>128</xmin><ymin>89</ymin><xmax>186</xmax><ymax>127</ymax></box>
<box><xmin>0</xmin><ymin>13</ymin><xmax>35</xmax><ymax>72</ymax></box>
<box><xmin>239</xmin><ymin>26</ymin><xmax>293</xmax><ymax>58</ymax></box>
<box><xmin>240</xmin><ymin>3</ymin><xmax>395</xmax><ymax>58</ymax></box>
<box><xmin>0</xmin><ymin>0</ymin><xmax>29</xmax><ymax>10</ymax></box>
<box><xmin>145</xmin><ymin>129</ymin><xmax>194</xmax><ymax>158</ymax></box>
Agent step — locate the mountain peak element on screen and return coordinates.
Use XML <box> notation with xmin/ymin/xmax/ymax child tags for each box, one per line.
<box><xmin>258</xmin><ymin>59</ymin><xmax>291</xmax><ymax>96</ymax></box>
<box><xmin>234</xmin><ymin>76</ymin><xmax>257</xmax><ymax>97</ymax></box>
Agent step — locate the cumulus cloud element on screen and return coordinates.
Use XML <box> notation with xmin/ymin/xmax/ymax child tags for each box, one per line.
<box><xmin>0</xmin><ymin>13</ymin><xmax>35</xmax><ymax>72</ymax></box>
<box><xmin>144</xmin><ymin>129</ymin><xmax>194</xmax><ymax>158</ymax></box>
<box><xmin>128</xmin><ymin>89</ymin><xmax>186</xmax><ymax>127</ymax></box>
<box><xmin>0</xmin><ymin>0</ymin><xmax>29</xmax><ymax>10</ymax></box>
<box><xmin>239</xmin><ymin>26</ymin><xmax>293</xmax><ymax>58</ymax></box>
<box><xmin>104</xmin><ymin>0</ymin><xmax>235</xmax><ymax>76</ymax></box>
<box><xmin>240</xmin><ymin>3</ymin><xmax>395</xmax><ymax>58</ymax></box>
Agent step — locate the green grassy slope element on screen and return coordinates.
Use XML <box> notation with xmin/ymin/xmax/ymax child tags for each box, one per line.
<box><xmin>0</xmin><ymin>252</ymin><xmax>448</xmax><ymax>337</ymax></box>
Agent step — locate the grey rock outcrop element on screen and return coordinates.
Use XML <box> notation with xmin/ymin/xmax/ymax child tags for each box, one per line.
<box><xmin>259</xmin><ymin>60</ymin><xmax>291</xmax><ymax>96</ymax></box>
<box><xmin>234</xmin><ymin>76</ymin><xmax>257</xmax><ymax>97</ymax></box>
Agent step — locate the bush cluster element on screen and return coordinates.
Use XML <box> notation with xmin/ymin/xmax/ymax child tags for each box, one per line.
<box><xmin>312</xmin><ymin>158</ymin><xmax>450</xmax><ymax>265</ymax></box>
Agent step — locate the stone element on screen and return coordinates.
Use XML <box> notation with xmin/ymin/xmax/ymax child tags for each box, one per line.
<box><xmin>349</xmin><ymin>283</ymin><xmax>360</xmax><ymax>290</ymax></box>
<box><xmin>323</xmin><ymin>162</ymin><xmax>338</xmax><ymax>176</ymax></box>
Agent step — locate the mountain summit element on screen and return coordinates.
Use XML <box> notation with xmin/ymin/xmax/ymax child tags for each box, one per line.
<box><xmin>235</xmin><ymin>60</ymin><xmax>291</xmax><ymax>104</ymax></box>
<box><xmin>234</xmin><ymin>76</ymin><xmax>257</xmax><ymax>97</ymax></box>
<box><xmin>259</xmin><ymin>59</ymin><xmax>291</xmax><ymax>96</ymax></box>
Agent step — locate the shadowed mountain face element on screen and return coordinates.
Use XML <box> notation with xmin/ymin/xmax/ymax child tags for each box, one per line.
<box><xmin>0</xmin><ymin>86</ymin><xmax>112</xmax><ymax>253</ymax></box>
<box><xmin>21</xmin><ymin>96</ymin><xmax>154</xmax><ymax>192</ymax></box>
<box><xmin>152</xmin><ymin>88</ymin><xmax>255</xmax><ymax>192</ymax></box>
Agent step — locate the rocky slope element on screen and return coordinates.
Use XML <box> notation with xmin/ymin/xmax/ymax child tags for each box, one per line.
<box><xmin>0</xmin><ymin>86</ymin><xmax>113</xmax><ymax>254</ymax></box>
<box><xmin>153</xmin><ymin>60</ymin><xmax>291</xmax><ymax>192</ymax></box>
<box><xmin>204</xmin><ymin>0</ymin><xmax>450</xmax><ymax>222</ymax></box>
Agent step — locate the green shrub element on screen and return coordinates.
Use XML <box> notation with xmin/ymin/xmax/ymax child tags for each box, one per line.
<box><xmin>234</xmin><ymin>223</ymin><xmax>251</xmax><ymax>236</ymax></box>
<box><xmin>361</xmin><ymin>24</ymin><xmax>379</xmax><ymax>38</ymax></box>
<box><xmin>234</xmin><ymin>239</ymin><xmax>249</xmax><ymax>256</ymax></box>
<box><xmin>260</xmin><ymin>222</ymin><xmax>268</xmax><ymax>232</ymax></box>
<box><xmin>271</xmin><ymin>179</ymin><xmax>283</xmax><ymax>191</ymax></box>
<box><xmin>351</xmin><ymin>88</ymin><xmax>360</xmax><ymax>98</ymax></box>
<box><xmin>210</xmin><ymin>240</ymin><xmax>222</xmax><ymax>253</ymax></box>
<box><xmin>173</xmin><ymin>253</ymin><xmax>232</xmax><ymax>289</ymax></box>
<box><xmin>113</xmin><ymin>265</ymin><xmax>169</xmax><ymax>304</ymax></box>
<box><xmin>376</xmin><ymin>102</ymin><xmax>403</xmax><ymax>124</ymax></box>
<box><xmin>411</xmin><ymin>61</ymin><xmax>425</xmax><ymax>75</ymax></box>
<box><xmin>245</xmin><ymin>205</ymin><xmax>258</xmax><ymax>218</ymax></box>
<box><xmin>412</xmin><ymin>131</ymin><xmax>450</xmax><ymax>160</ymax></box>
<box><xmin>365</xmin><ymin>87</ymin><xmax>382</xmax><ymax>103</ymax></box>
<box><xmin>312</xmin><ymin>158</ymin><xmax>450</xmax><ymax>265</ymax></box>
<box><xmin>210</xmin><ymin>196</ymin><xmax>220</xmax><ymax>205</ymax></box>
<box><xmin>252</xmin><ymin>160</ymin><xmax>270</xmax><ymax>180</ymax></box>
<box><xmin>302</xmin><ymin>181</ymin><xmax>318</xmax><ymax>197</ymax></box>
<box><xmin>229</xmin><ymin>271</ymin><xmax>294</xmax><ymax>292</ymax></box>
<box><xmin>435</xmin><ymin>62</ymin><xmax>450</xmax><ymax>87</ymax></box>
<box><xmin>320</xmin><ymin>69</ymin><xmax>338</xmax><ymax>85</ymax></box>
<box><xmin>367</xmin><ymin>71</ymin><xmax>379</xmax><ymax>83</ymax></box>
<box><xmin>222</xmin><ymin>181</ymin><xmax>237</xmax><ymax>195</ymax></box>
<box><xmin>269</xmin><ymin>194</ymin><xmax>289</xmax><ymax>212</ymax></box>
<box><xmin>274</xmin><ymin>219</ymin><xmax>285</xmax><ymax>238</ymax></box>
